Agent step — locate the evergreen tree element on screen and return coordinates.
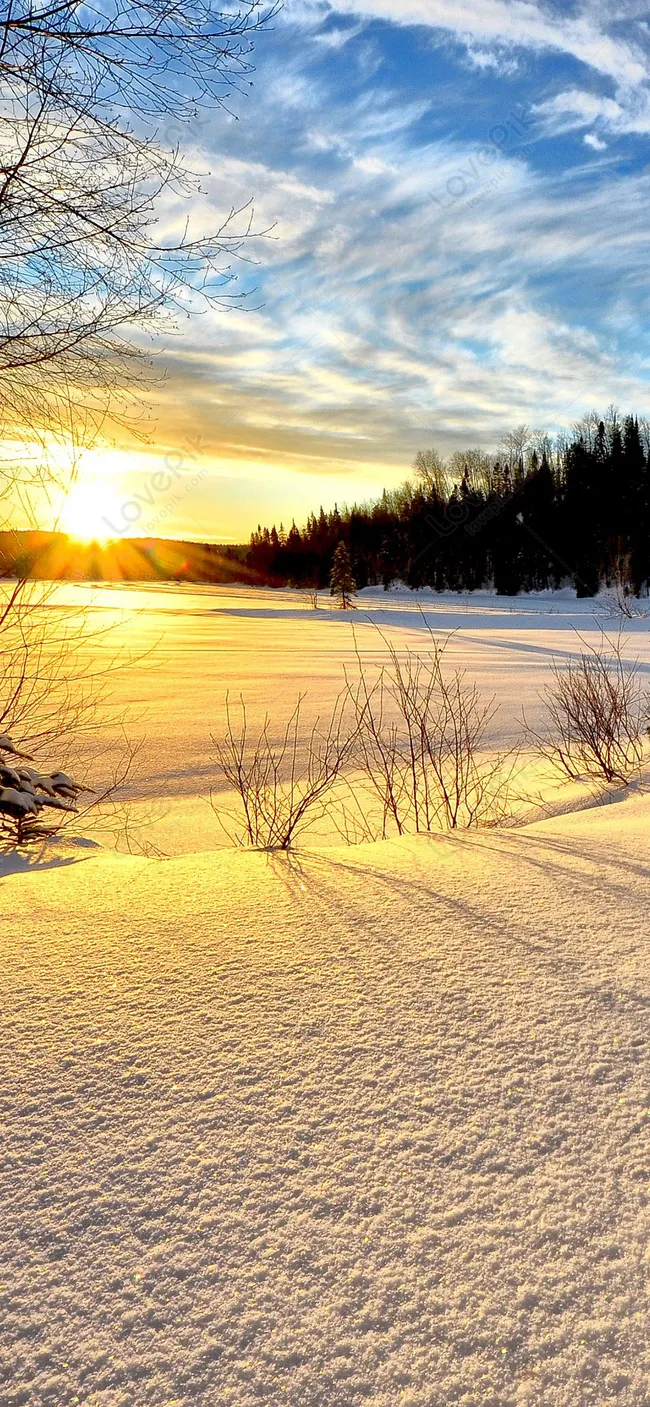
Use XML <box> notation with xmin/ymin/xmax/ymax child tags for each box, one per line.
<box><xmin>519</xmin><ymin>452</ymin><xmax>556</xmax><ymax>589</ymax></box>
<box><xmin>330</xmin><ymin>540</ymin><xmax>356</xmax><ymax>608</ymax></box>
<box><xmin>622</xmin><ymin>417</ymin><xmax>648</xmax><ymax>593</ymax></box>
<box><xmin>564</xmin><ymin>439</ymin><xmax>600</xmax><ymax>596</ymax></box>
<box><xmin>245</xmin><ymin>413</ymin><xmax>650</xmax><ymax>600</ymax></box>
<box><xmin>379</xmin><ymin>536</ymin><xmax>394</xmax><ymax>590</ymax></box>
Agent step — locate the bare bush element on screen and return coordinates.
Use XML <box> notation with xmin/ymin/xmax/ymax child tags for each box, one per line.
<box><xmin>211</xmin><ymin>692</ymin><xmax>357</xmax><ymax>849</ymax></box>
<box><xmin>347</xmin><ymin>627</ymin><xmax>517</xmax><ymax>837</ymax></box>
<box><xmin>300</xmin><ymin>583</ymin><xmax>319</xmax><ymax>610</ymax></box>
<box><xmin>0</xmin><ymin>579</ymin><xmax>132</xmax><ymax>752</ymax></box>
<box><xmin>209</xmin><ymin>627</ymin><xmax>520</xmax><ymax>850</ymax></box>
<box><xmin>531</xmin><ymin>633</ymin><xmax>649</xmax><ymax>786</ymax></box>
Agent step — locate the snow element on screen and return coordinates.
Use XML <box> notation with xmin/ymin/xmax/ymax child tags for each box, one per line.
<box><xmin>14</xmin><ymin>579</ymin><xmax>647</xmax><ymax>854</ymax></box>
<box><xmin>1</xmin><ymin>584</ymin><xmax>649</xmax><ymax>1404</ymax></box>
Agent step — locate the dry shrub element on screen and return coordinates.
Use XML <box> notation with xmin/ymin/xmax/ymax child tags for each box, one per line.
<box><xmin>210</xmin><ymin>625</ymin><xmax>519</xmax><ymax>851</ymax></box>
<box><xmin>346</xmin><ymin>628</ymin><xmax>517</xmax><ymax>838</ymax></box>
<box><xmin>0</xmin><ymin>581</ymin><xmax>109</xmax><ymax>755</ymax></box>
<box><xmin>299</xmin><ymin>583</ymin><xmax>320</xmax><ymax>610</ymax></box>
<box><xmin>211</xmin><ymin>692</ymin><xmax>356</xmax><ymax>849</ymax></box>
<box><xmin>533</xmin><ymin>632</ymin><xmax>649</xmax><ymax>786</ymax></box>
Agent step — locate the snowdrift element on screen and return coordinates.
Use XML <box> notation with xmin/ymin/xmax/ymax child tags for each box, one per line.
<box><xmin>1</xmin><ymin>789</ymin><xmax>649</xmax><ymax>1405</ymax></box>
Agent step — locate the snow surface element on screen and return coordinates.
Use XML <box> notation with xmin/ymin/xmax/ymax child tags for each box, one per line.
<box><xmin>1</xmin><ymin>585</ymin><xmax>650</xmax><ymax>1404</ymax></box>
<box><xmin>2</xmin><ymin>799</ymin><xmax>650</xmax><ymax>1405</ymax></box>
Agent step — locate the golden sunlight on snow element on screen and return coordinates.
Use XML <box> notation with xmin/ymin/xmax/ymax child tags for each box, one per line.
<box><xmin>1</xmin><ymin>798</ymin><xmax>650</xmax><ymax>1404</ymax></box>
<box><xmin>1</xmin><ymin>587</ymin><xmax>649</xmax><ymax>1405</ymax></box>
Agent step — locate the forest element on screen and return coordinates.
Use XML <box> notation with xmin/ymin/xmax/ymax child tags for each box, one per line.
<box><xmin>247</xmin><ymin>413</ymin><xmax>650</xmax><ymax>597</ymax></box>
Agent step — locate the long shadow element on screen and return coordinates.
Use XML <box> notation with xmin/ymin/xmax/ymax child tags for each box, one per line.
<box><xmin>425</xmin><ymin>826</ymin><xmax>650</xmax><ymax>905</ymax></box>
<box><xmin>207</xmin><ymin>607</ymin><xmax>650</xmax><ymax>680</ymax></box>
<box><xmin>502</xmin><ymin>829</ymin><xmax>650</xmax><ymax>885</ymax></box>
<box><xmin>266</xmin><ymin>840</ymin><xmax>563</xmax><ymax>967</ymax></box>
<box><xmin>435</xmin><ymin>630</ymin><xmax>650</xmax><ymax>675</ymax></box>
<box><xmin>0</xmin><ymin>836</ymin><xmax>100</xmax><ymax>878</ymax></box>
<box><xmin>265</xmin><ymin>825</ymin><xmax>650</xmax><ymax>979</ymax></box>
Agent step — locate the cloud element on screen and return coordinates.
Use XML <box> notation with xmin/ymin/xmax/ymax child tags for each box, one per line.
<box><xmin>537</xmin><ymin>88</ymin><xmax>623</xmax><ymax>130</ymax></box>
<box><xmin>50</xmin><ymin>6</ymin><xmax>650</xmax><ymax>541</ymax></box>
<box><xmin>463</xmin><ymin>44</ymin><xmax>521</xmax><ymax>76</ymax></box>
<box><xmin>289</xmin><ymin>0</ymin><xmax>649</xmax><ymax>88</ymax></box>
<box><xmin>536</xmin><ymin>84</ymin><xmax>650</xmax><ymax>138</ymax></box>
<box><xmin>290</xmin><ymin>2</ymin><xmax>650</xmax><ymax>141</ymax></box>
<box><xmin>312</xmin><ymin>18</ymin><xmax>366</xmax><ymax>47</ymax></box>
<box><xmin>115</xmin><ymin>82</ymin><xmax>650</xmax><ymax>501</ymax></box>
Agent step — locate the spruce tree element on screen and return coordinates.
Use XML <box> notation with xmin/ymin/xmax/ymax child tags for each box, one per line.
<box><xmin>330</xmin><ymin>540</ymin><xmax>356</xmax><ymax>608</ymax></box>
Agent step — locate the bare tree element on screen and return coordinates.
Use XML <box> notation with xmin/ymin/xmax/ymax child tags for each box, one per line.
<box><xmin>499</xmin><ymin>425</ymin><xmax>531</xmax><ymax>478</ymax></box>
<box><xmin>0</xmin><ymin>2</ymin><xmax>271</xmax><ymax>120</ymax></box>
<box><xmin>448</xmin><ymin>447</ymin><xmax>493</xmax><ymax>494</ymax></box>
<box><xmin>211</xmin><ymin>692</ymin><xmax>357</xmax><ymax>849</ymax></box>
<box><xmin>0</xmin><ymin>0</ymin><xmax>273</xmax><ymax>489</ymax></box>
<box><xmin>571</xmin><ymin>410</ymin><xmax>602</xmax><ymax>453</ymax></box>
<box><xmin>413</xmin><ymin>447</ymin><xmax>449</xmax><ymax>498</ymax></box>
<box><xmin>530</xmin><ymin>632</ymin><xmax>649</xmax><ymax>786</ymax></box>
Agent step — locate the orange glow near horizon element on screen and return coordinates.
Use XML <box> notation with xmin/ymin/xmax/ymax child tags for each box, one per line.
<box><xmin>9</xmin><ymin>529</ymin><xmax>261</xmax><ymax>588</ymax></box>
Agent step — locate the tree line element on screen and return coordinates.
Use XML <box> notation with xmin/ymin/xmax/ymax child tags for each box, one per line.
<box><xmin>247</xmin><ymin>413</ymin><xmax>650</xmax><ymax>597</ymax></box>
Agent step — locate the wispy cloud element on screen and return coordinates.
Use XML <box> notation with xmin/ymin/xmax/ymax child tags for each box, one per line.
<box><xmin>294</xmin><ymin>0</ymin><xmax>650</xmax><ymax>88</ymax></box>
<box><xmin>59</xmin><ymin>1</ymin><xmax>650</xmax><ymax>540</ymax></box>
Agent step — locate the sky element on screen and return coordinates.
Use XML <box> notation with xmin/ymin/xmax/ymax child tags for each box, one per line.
<box><xmin>58</xmin><ymin>0</ymin><xmax>650</xmax><ymax>543</ymax></box>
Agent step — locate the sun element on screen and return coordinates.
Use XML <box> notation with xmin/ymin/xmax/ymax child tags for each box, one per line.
<box><xmin>60</xmin><ymin>478</ymin><xmax>119</xmax><ymax>544</ymax></box>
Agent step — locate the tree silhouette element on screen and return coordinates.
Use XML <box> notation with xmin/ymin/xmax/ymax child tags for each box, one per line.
<box><xmin>243</xmin><ymin>415</ymin><xmax>650</xmax><ymax>601</ymax></box>
<box><xmin>330</xmin><ymin>541</ymin><xmax>357</xmax><ymax>609</ymax></box>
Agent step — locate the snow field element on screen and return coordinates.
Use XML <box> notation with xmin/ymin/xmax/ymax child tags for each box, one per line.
<box><xmin>1</xmin><ymin>582</ymin><xmax>650</xmax><ymax>1405</ymax></box>
<box><xmin>15</xmin><ymin>580</ymin><xmax>647</xmax><ymax>855</ymax></box>
<box><xmin>1</xmin><ymin>793</ymin><xmax>650</xmax><ymax>1405</ymax></box>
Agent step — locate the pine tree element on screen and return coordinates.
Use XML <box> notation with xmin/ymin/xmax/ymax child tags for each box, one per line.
<box><xmin>330</xmin><ymin>540</ymin><xmax>356</xmax><ymax>608</ymax></box>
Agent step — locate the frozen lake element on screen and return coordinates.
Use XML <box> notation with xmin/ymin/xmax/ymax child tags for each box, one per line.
<box><xmin>17</xmin><ymin>580</ymin><xmax>648</xmax><ymax>852</ymax></box>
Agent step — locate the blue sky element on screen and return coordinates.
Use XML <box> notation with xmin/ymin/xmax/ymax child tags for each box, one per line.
<box><xmin>63</xmin><ymin>0</ymin><xmax>650</xmax><ymax>542</ymax></box>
